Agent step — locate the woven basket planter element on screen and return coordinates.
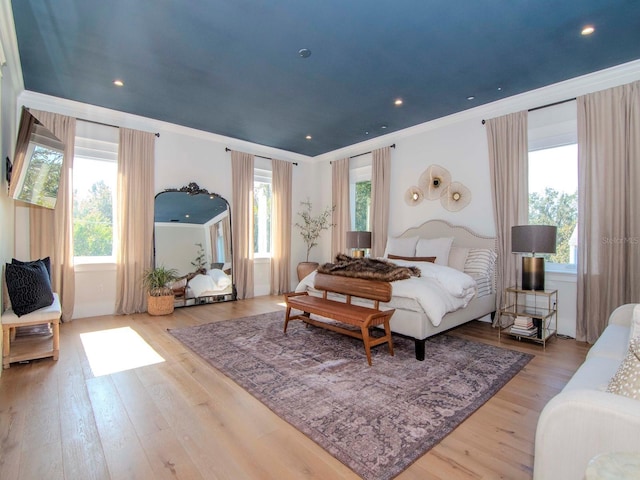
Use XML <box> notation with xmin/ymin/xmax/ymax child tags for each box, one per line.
<box><xmin>147</xmin><ymin>293</ymin><xmax>175</xmax><ymax>316</ymax></box>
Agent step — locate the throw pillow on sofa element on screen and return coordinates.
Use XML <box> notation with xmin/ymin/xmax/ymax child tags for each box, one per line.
<box><xmin>5</xmin><ymin>260</ymin><xmax>54</xmax><ymax>317</ymax></box>
<box><xmin>606</xmin><ymin>336</ymin><xmax>640</xmax><ymax>400</ymax></box>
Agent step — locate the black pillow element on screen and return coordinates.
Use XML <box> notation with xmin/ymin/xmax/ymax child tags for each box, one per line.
<box><xmin>5</xmin><ymin>260</ymin><xmax>54</xmax><ymax>317</ymax></box>
<box><xmin>12</xmin><ymin>256</ymin><xmax>52</xmax><ymax>279</ymax></box>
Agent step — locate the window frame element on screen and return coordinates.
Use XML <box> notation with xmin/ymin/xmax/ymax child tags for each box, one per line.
<box><xmin>527</xmin><ymin>101</ymin><xmax>578</xmax><ymax>273</ymax></box>
<box><xmin>349</xmin><ymin>157</ymin><xmax>372</xmax><ymax>231</ymax></box>
<box><xmin>253</xmin><ymin>165</ymin><xmax>272</xmax><ymax>258</ymax></box>
<box><xmin>72</xmin><ymin>121</ymin><xmax>119</xmax><ymax>265</ymax></box>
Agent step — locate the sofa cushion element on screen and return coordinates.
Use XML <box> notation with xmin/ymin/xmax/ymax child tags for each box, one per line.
<box><xmin>606</xmin><ymin>336</ymin><xmax>640</xmax><ymax>400</ymax></box>
<box><xmin>586</xmin><ymin>324</ymin><xmax>629</xmax><ymax>362</ymax></box>
<box><xmin>630</xmin><ymin>304</ymin><xmax>640</xmax><ymax>344</ymax></box>
<box><xmin>562</xmin><ymin>356</ymin><xmax>622</xmax><ymax>393</ymax></box>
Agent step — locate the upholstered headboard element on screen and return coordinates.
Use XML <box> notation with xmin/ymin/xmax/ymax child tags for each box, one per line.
<box><xmin>396</xmin><ymin>219</ymin><xmax>496</xmax><ymax>251</ymax></box>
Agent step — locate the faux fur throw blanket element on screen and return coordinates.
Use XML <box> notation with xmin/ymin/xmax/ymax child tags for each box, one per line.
<box><xmin>317</xmin><ymin>254</ymin><xmax>421</xmax><ymax>282</ymax></box>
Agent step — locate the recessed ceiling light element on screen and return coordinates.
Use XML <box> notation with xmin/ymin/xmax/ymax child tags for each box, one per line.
<box><xmin>394</xmin><ymin>98</ymin><xmax>403</xmax><ymax>106</ymax></box>
<box><xmin>185</xmin><ymin>214</ymin><xmax>190</xmax><ymax>218</ymax></box>
<box><xmin>305</xmin><ymin>135</ymin><xmax>312</xmax><ymax>140</ymax></box>
<box><xmin>298</xmin><ymin>48</ymin><xmax>311</xmax><ymax>58</ymax></box>
<box><xmin>365</xmin><ymin>131</ymin><xmax>370</xmax><ymax>135</ymax></box>
<box><xmin>381</xmin><ymin>125</ymin><xmax>387</xmax><ymax>129</ymax></box>
<box><xmin>497</xmin><ymin>87</ymin><xmax>503</xmax><ymax>91</ymax></box>
<box><xmin>113</xmin><ymin>79</ymin><xmax>124</xmax><ymax>87</ymax></box>
<box><xmin>581</xmin><ymin>25</ymin><xmax>595</xmax><ymax>36</ymax></box>
<box><xmin>467</xmin><ymin>96</ymin><xmax>475</xmax><ymax>101</ymax></box>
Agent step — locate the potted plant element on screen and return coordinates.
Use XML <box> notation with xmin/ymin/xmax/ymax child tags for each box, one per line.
<box><xmin>294</xmin><ymin>199</ymin><xmax>334</xmax><ymax>281</ymax></box>
<box><xmin>142</xmin><ymin>265</ymin><xmax>179</xmax><ymax>315</ymax></box>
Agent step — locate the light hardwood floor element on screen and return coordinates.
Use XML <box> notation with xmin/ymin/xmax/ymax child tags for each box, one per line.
<box><xmin>0</xmin><ymin>296</ymin><xmax>589</xmax><ymax>480</ymax></box>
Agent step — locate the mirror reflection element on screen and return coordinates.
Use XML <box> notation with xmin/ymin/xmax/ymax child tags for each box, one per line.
<box><xmin>10</xmin><ymin>107</ymin><xmax>65</xmax><ymax>209</ymax></box>
<box><xmin>154</xmin><ymin>183</ymin><xmax>236</xmax><ymax>307</ymax></box>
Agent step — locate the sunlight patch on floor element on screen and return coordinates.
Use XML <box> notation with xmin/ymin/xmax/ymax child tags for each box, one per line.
<box><xmin>80</xmin><ymin>326</ymin><xmax>164</xmax><ymax>377</ymax></box>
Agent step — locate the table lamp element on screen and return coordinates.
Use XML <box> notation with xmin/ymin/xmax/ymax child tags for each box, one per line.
<box><xmin>511</xmin><ymin>225</ymin><xmax>557</xmax><ymax>291</ymax></box>
<box><xmin>346</xmin><ymin>231</ymin><xmax>372</xmax><ymax>258</ymax></box>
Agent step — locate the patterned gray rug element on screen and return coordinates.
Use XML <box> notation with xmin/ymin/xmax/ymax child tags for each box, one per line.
<box><xmin>168</xmin><ymin>311</ymin><xmax>533</xmax><ymax>480</ymax></box>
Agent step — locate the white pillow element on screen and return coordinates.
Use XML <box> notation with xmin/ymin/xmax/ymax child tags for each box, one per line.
<box><xmin>448</xmin><ymin>246</ymin><xmax>469</xmax><ymax>271</ymax></box>
<box><xmin>415</xmin><ymin>237</ymin><xmax>454</xmax><ymax>266</ymax></box>
<box><xmin>383</xmin><ymin>236</ymin><xmax>419</xmax><ymax>258</ymax></box>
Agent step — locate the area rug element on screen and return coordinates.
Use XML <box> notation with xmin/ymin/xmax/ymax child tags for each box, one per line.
<box><xmin>168</xmin><ymin>311</ymin><xmax>533</xmax><ymax>480</ymax></box>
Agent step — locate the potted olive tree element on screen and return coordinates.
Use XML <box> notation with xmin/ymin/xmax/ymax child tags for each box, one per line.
<box><xmin>142</xmin><ymin>265</ymin><xmax>179</xmax><ymax>315</ymax></box>
<box><xmin>295</xmin><ymin>199</ymin><xmax>334</xmax><ymax>281</ymax></box>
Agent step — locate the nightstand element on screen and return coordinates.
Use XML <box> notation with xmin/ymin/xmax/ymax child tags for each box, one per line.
<box><xmin>498</xmin><ymin>287</ymin><xmax>557</xmax><ymax>347</ymax></box>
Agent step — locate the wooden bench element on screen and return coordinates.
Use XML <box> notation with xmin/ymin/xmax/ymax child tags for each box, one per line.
<box><xmin>2</xmin><ymin>293</ymin><xmax>61</xmax><ymax>369</ymax></box>
<box><xmin>283</xmin><ymin>273</ymin><xmax>395</xmax><ymax>365</ymax></box>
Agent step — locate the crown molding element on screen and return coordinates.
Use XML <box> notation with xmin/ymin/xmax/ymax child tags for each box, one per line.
<box><xmin>18</xmin><ymin>90</ymin><xmax>312</xmax><ymax>164</ymax></box>
<box><xmin>313</xmin><ymin>59</ymin><xmax>640</xmax><ymax>163</ymax></box>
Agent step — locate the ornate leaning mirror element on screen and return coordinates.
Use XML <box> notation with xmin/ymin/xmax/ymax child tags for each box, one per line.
<box><xmin>154</xmin><ymin>182</ymin><xmax>236</xmax><ymax>307</ymax></box>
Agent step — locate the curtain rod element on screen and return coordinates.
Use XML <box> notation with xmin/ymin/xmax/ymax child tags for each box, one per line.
<box><xmin>481</xmin><ymin>97</ymin><xmax>577</xmax><ymax>125</ymax></box>
<box><xmin>224</xmin><ymin>147</ymin><xmax>298</xmax><ymax>165</ymax></box>
<box><xmin>330</xmin><ymin>143</ymin><xmax>396</xmax><ymax>163</ymax></box>
<box><xmin>76</xmin><ymin>116</ymin><xmax>160</xmax><ymax>137</ymax></box>
<box><xmin>350</xmin><ymin>143</ymin><xmax>396</xmax><ymax>159</ymax></box>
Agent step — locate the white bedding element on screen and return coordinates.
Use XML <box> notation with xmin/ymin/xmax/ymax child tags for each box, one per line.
<box><xmin>296</xmin><ymin>261</ymin><xmax>477</xmax><ymax>328</ymax></box>
<box><xmin>186</xmin><ymin>269</ymin><xmax>232</xmax><ymax>298</ymax></box>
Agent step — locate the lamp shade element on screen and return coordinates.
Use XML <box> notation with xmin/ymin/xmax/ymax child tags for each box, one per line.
<box><xmin>346</xmin><ymin>231</ymin><xmax>372</xmax><ymax>249</ymax></box>
<box><xmin>511</xmin><ymin>225</ymin><xmax>557</xmax><ymax>254</ymax></box>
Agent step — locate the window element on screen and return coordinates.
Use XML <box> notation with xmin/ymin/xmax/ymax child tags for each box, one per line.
<box><xmin>350</xmin><ymin>160</ymin><xmax>372</xmax><ymax>231</ymax></box>
<box><xmin>528</xmin><ymin>101</ymin><xmax>578</xmax><ymax>269</ymax></box>
<box><xmin>254</xmin><ymin>167</ymin><xmax>272</xmax><ymax>257</ymax></box>
<box><xmin>73</xmin><ymin>122</ymin><xmax>118</xmax><ymax>262</ymax></box>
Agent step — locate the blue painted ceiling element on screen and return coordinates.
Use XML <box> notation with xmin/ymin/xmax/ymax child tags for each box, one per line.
<box><xmin>11</xmin><ymin>0</ymin><xmax>640</xmax><ymax>157</ymax></box>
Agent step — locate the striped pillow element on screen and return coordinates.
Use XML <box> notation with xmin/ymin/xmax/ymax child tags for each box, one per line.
<box><xmin>464</xmin><ymin>248</ymin><xmax>497</xmax><ymax>276</ymax></box>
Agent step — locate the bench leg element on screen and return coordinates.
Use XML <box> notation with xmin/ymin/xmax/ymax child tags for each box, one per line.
<box><xmin>52</xmin><ymin>321</ymin><xmax>60</xmax><ymax>361</ymax></box>
<box><xmin>2</xmin><ymin>326</ymin><xmax>10</xmax><ymax>369</ymax></box>
<box><xmin>360</xmin><ymin>326</ymin><xmax>373</xmax><ymax>366</ymax></box>
<box><xmin>284</xmin><ymin>307</ymin><xmax>292</xmax><ymax>333</ymax></box>
<box><xmin>383</xmin><ymin>320</ymin><xmax>394</xmax><ymax>357</ymax></box>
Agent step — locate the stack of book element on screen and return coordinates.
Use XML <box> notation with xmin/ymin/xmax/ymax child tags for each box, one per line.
<box><xmin>509</xmin><ymin>315</ymin><xmax>537</xmax><ymax>337</ymax></box>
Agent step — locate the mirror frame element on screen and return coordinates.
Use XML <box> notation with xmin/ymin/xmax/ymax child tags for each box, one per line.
<box><xmin>154</xmin><ymin>182</ymin><xmax>236</xmax><ymax>307</ymax></box>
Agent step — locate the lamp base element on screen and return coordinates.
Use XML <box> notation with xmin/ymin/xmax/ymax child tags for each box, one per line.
<box><xmin>522</xmin><ymin>257</ymin><xmax>545</xmax><ymax>291</ymax></box>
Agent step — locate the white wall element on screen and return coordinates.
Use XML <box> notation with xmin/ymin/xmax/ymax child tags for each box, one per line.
<box><xmin>14</xmin><ymin>91</ymin><xmax>310</xmax><ymax>317</ymax></box>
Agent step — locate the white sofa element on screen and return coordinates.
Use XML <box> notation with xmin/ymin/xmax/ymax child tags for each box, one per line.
<box><xmin>533</xmin><ymin>303</ymin><xmax>640</xmax><ymax>480</ymax></box>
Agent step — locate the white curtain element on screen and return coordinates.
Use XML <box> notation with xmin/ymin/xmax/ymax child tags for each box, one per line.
<box><xmin>115</xmin><ymin>128</ymin><xmax>156</xmax><ymax>314</ymax></box>
<box><xmin>486</xmin><ymin>111</ymin><xmax>529</xmax><ymax>321</ymax></box>
<box><xmin>28</xmin><ymin>110</ymin><xmax>76</xmax><ymax>321</ymax></box>
<box><xmin>270</xmin><ymin>159</ymin><xmax>292</xmax><ymax>294</ymax></box>
<box><xmin>331</xmin><ymin>158</ymin><xmax>350</xmax><ymax>259</ymax></box>
<box><xmin>576</xmin><ymin>80</ymin><xmax>640</xmax><ymax>343</ymax></box>
<box><xmin>231</xmin><ymin>150</ymin><xmax>255</xmax><ymax>299</ymax></box>
<box><xmin>371</xmin><ymin>146</ymin><xmax>391</xmax><ymax>258</ymax></box>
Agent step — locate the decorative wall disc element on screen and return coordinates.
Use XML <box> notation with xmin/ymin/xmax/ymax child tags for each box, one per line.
<box><xmin>440</xmin><ymin>181</ymin><xmax>471</xmax><ymax>212</ymax></box>
<box><xmin>404</xmin><ymin>186</ymin><xmax>424</xmax><ymax>206</ymax></box>
<box><xmin>418</xmin><ymin>164</ymin><xmax>451</xmax><ymax>200</ymax></box>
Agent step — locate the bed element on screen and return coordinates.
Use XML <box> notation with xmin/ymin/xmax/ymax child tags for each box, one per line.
<box><xmin>172</xmin><ymin>267</ymin><xmax>235</xmax><ymax>306</ymax></box>
<box><xmin>295</xmin><ymin>219</ymin><xmax>497</xmax><ymax>360</ymax></box>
